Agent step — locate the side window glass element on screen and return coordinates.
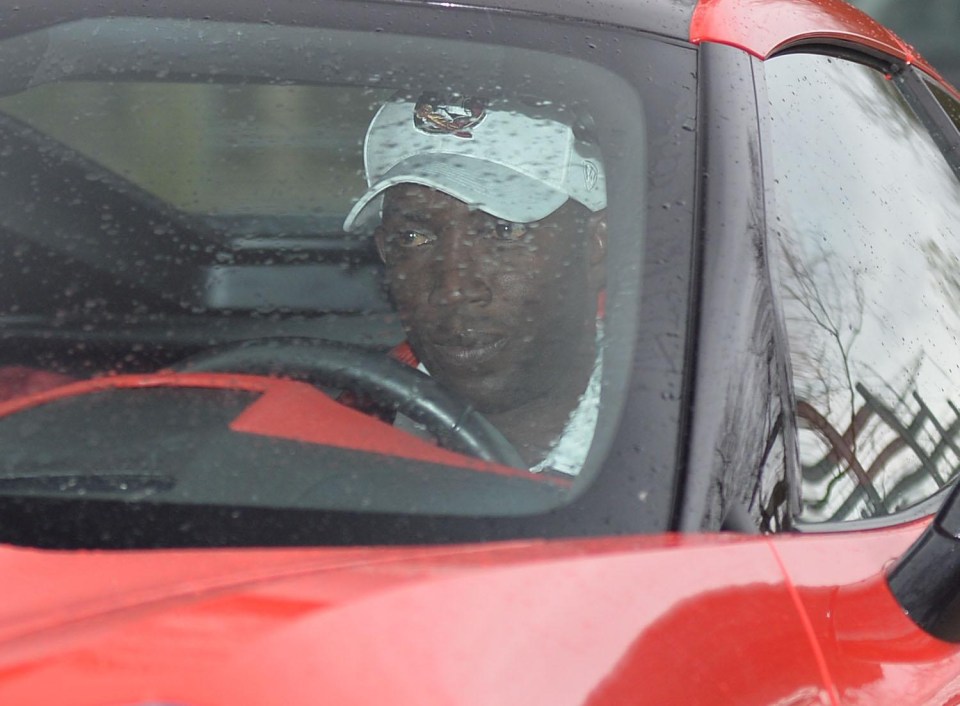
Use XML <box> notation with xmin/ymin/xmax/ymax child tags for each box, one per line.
<box><xmin>764</xmin><ymin>54</ymin><xmax>960</xmax><ymax>523</ymax></box>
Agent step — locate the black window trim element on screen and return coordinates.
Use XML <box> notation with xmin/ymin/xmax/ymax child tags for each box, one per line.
<box><xmin>901</xmin><ymin>66</ymin><xmax>960</xmax><ymax>179</ymax></box>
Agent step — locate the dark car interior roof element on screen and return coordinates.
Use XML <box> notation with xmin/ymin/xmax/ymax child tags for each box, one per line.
<box><xmin>438</xmin><ymin>0</ymin><xmax>697</xmax><ymax>40</ymax></box>
<box><xmin>0</xmin><ymin>0</ymin><xmax>698</xmax><ymax>43</ymax></box>
<box><xmin>0</xmin><ymin>0</ymin><xmax>922</xmax><ymax>70</ymax></box>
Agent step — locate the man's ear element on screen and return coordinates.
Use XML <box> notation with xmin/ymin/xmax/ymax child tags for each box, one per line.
<box><xmin>587</xmin><ymin>211</ymin><xmax>607</xmax><ymax>289</ymax></box>
<box><xmin>373</xmin><ymin>226</ymin><xmax>388</xmax><ymax>263</ymax></box>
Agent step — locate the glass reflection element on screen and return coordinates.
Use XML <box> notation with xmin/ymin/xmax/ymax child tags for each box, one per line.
<box><xmin>766</xmin><ymin>55</ymin><xmax>960</xmax><ymax>522</ymax></box>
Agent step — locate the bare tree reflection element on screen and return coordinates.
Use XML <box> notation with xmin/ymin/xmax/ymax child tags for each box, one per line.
<box><xmin>766</xmin><ymin>54</ymin><xmax>960</xmax><ymax>523</ymax></box>
<box><xmin>777</xmin><ymin>232</ymin><xmax>960</xmax><ymax>521</ymax></box>
<box><xmin>778</xmin><ymin>235</ymin><xmax>864</xmax><ymax>446</ymax></box>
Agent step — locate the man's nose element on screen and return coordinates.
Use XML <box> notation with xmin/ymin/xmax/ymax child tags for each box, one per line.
<box><xmin>427</xmin><ymin>232</ymin><xmax>492</xmax><ymax>306</ymax></box>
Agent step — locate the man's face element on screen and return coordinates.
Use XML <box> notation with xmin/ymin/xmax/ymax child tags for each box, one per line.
<box><xmin>376</xmin><ymin>184</ymin><xmax>601</xmax><ymax>414</ymax></box>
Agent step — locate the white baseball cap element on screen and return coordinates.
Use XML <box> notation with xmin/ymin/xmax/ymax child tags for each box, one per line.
<box><xmin>342</xmin><ymin>94</ymin><xmax>606</xmax><ymax>231</ymax></box>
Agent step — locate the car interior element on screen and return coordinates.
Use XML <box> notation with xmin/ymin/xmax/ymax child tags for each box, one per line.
<box><xmin>0</xmin><ymin>17</ymin><xmax>652</xmax><ymax>528</ymax></box>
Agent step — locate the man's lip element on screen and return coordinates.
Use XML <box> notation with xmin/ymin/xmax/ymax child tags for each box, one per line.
<box><xmin>430</xmin><ymin>330</ymin><xmax>505</xmax><ymax>347</ymax></box>
<box><xmin>428</xmin><ymin>335</ymin><xmax>508</xmax><ymax>366</ymax></box>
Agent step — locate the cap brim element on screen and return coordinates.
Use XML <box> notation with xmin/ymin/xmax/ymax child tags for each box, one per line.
<box><xmin>342</xmin><ymin>155</ymin><xmax>568</xmax><ymax>232</ymax></box>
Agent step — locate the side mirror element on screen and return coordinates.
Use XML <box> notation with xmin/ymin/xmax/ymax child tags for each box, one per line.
<box><xmin>887</xmin><ymin>482</ymin><xmax>960</xmax><ymax>642</ymax></box>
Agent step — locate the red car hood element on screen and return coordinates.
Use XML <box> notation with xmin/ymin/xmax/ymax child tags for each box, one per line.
<box><xmin>0</xmin><ymin>526</ymin><xmax>949</xmax><ymax>706</ymax></box>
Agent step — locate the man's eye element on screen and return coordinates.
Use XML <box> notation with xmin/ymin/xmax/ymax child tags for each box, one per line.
<box><xmin>493</xmin><ymin>221</ymin><xmax>530</xmax><ymax>241</ymax></box>
<box><xmin>394</xmin><ymin>230</ymin><xmax>435</xmax><ymax>248</ymax></box>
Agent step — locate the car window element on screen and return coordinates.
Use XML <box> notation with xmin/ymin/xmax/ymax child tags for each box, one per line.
<box><xmin>763</xmin><ymin>53</ymin><xmax>960</xmax><ymax>524</ymax></box>
<box><xmin>0</xmin><ymin>13</ymin><xmax>697</xmax><ymax>544</ymax></box>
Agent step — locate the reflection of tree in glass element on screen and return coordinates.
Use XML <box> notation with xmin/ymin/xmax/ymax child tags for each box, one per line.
<box><xmin>781</xmin><ymin>230</ymin><xmax>958</xmax><ymax>520</ymax></box>
<box><xmin>777</xmin><ymin>231</ymin><xmax>885</xmax><ymax>520</ymax></box>
<box><xmin>778</xmin><ymin>233</ymin><xmax>864</xmax><ymax>446</ymax></box>
<box><xmin>768</xmin><ymin>55</ymin><xmax>960</xmax><ymax>523</ymax></box>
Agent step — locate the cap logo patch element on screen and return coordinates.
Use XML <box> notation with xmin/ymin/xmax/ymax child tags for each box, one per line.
<box><xmin>582</xmin><ymin>160</ymin><xmax>600</xmax><ymax>192</ymax></box>
<box><xmin>413</xmin><ymin>94</ymin><xmax>486</xmax><ymax>139</ymax></box>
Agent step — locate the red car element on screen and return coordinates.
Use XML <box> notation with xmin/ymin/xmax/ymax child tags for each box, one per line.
<box><xmin>2</xmin><ymin>0</ymin><xmax>960</xmax><ymax>703</ymax></box>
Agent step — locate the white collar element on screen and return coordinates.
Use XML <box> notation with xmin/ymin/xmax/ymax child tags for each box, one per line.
<box><xmin>529</xmin><ymin>346</ymin><xmax>601</xmax><ymax>476</ymax></box>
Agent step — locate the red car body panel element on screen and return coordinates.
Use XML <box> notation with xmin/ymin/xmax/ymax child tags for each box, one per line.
<box><xmin>689</xmin><ymin>0</ymin><xmax>947</xmax><ymax>84</ymax></box>
<box><xmin>1</xmin><ymin>521</ymin><xmax>958</xmax><ymax>705</ymax></box>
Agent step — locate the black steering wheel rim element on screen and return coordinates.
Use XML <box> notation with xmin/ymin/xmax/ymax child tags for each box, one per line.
<box><xmin>174</xmin><ymin>338</ymin><xmax>526</xmax><ymax>469</ymax></box>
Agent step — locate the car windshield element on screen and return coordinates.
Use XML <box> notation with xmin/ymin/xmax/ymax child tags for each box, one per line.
<box><xmin>0</xmin><ymin>9</ymin><xmax>696</xmax><ymax>547</ymax></box>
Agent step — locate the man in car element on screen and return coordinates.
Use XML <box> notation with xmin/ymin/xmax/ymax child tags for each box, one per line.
<box><xmin>342</xmin><ymin>93</ymin><xmax>607</xmax><ymax>474</ymax></box>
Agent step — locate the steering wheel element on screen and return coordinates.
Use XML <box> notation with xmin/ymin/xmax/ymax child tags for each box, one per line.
<box><xmin>174</xmin><ymin>338</ymin><xmax>526</xmax><ymax>469</ymax></box>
